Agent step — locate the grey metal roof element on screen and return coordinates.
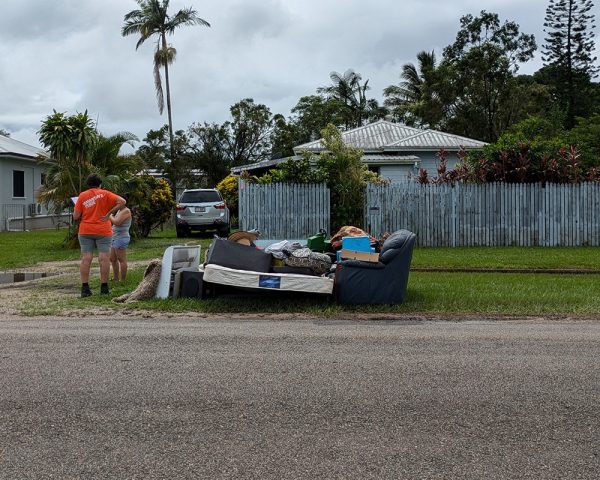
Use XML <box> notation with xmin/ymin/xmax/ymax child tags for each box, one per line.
<box><xmin>293</xmin><ymin>119</ymin><xmax>486</xmax><ymax>153</ymax></box>
<box><xmin>0</xmin><ymin>134</ymin><xmax>48</xmax><ymax>159</ymax></box>
<box><xmin>385</xmin><ymin>130</ymin><xmax>487</xmax><ymax>149</ymax></box>
<box><xmin>294</xmin><ymin>120</ymin><xmax>422</xmax><ymax>152</ymax></box>
<box><xmin>230</xmin><ymin>156</ymin><xmax>300</xmax><ymax>174</ymax></box>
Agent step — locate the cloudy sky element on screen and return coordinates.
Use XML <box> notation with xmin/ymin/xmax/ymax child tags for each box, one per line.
<box><xmin>0</xmin><ymin>0</ymin><xmax>597</xmax><ymax>150</ymax></box>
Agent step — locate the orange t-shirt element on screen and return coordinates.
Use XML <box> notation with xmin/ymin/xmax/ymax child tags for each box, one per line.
<box><xmin>74</xmin><ymin>188</ymin><xmax>120</xmax><ymax>236</ymax></box>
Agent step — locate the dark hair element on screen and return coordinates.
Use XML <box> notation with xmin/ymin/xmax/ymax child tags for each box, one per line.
<box><xmin>86</xmin><ymin>173</ymin><xmax>102</xmax><ymax>188</ymax></box>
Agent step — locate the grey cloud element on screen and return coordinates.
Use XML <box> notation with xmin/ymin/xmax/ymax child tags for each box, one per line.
<box><xmin>0</xmin><ymin>0</ymin><xmax>110</xmax><ymax>42</ymax></box>
<box><xmin>224</xmin><ymin>0</ymin><xmax>293</xmax><ymax>41</ymax></box>
<box><xmin>0</xmin><ymin>0</ymin><xmax>570</xmax><ymax>148</ymax></box>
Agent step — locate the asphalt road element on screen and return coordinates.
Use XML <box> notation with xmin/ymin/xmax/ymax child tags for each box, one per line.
<box><xmin>0</xmin><ymin>317</ymin><xmax>599</xmax><ymax>479</ymax></box>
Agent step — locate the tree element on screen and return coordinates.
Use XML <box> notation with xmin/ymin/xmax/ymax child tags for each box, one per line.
<box><xmin>542</xmin><ymin>0</ymin><xmax>598</xmax><ymax>127</ymax></box>
<box><xmin>290</xmin><ymin>95</ymin><xmax>347</xmax><ymax>142</ymax></box>
<box><xmin>568</xmin><ymin>113</ymin><xmax>600</xmax><ymax>167</ymax></box>
<box><xmin>129</xmin><ymin>176</ymin><xmax>175</xmax><ymax>238</ymax></box>
<box><xmin>187</xmin><ymin>122</ymin><xmax>231</xmax><ymax>186</ymax></box>
<box><xmin>315</xmin><ymin>124</ymin><xmax>367</xmax><ymax>230</ymax></box>
<box><xmin>270</xmin><ymin>114</ymin><xmax>301</xmax><ymax>159</ymax></box>
<box><xmin>37</xmin><ymin>110</ymin><xmax>98</xmax><ymax>211</ymax></box>
<box><xmin>226</xmin><ymin>98</ymin><xmax>273</xmax><ymax>167</ymax></box>
<box><xmin>136</xmin><ymin>125</ymin><xmax>170</xmax><ymax>171</ymax></box>
<box><xmin>442</xmin><ymin>11</ymin><xmax>537</xmax><ymax>142</ymax></box>
<box><xmin>122</xmin><ymin>0</ymin><xmax>210</xmax><ymax>160</ymax></box>
<box><xmin>91</xmin><ymin>132</ymin><xmax>141</xmax><ymax>176</ymax></box>
<box><xmin>383</xmin><ymin>50</ymin><xmax>451</xmax><ymax>128</ymax></box>
<box><xmin>136</xmin><ymin>125</ymin><xmax>193</xmax><ymax>193</ymax></box>
<box><xmin>216</xmin><ymin>175</ymin><xmax>239</xmax><ymax>220</ymax></box>
<box><xmin>318</xmin><ymin>69</ymin><xmax>386</xmax><ymax>129</ymax></box>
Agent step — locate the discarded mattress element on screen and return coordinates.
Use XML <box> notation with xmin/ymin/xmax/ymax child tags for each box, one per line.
<box><xmin>202</xmin><ymin>263</ymin><xmax>334</xmax><ymax>295</ymax></box>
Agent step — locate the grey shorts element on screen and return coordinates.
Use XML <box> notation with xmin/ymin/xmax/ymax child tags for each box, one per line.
<box><xmin>78</xmin><ymin>234</ymin><xmax>112</xmax><ymax>254</ymax></box>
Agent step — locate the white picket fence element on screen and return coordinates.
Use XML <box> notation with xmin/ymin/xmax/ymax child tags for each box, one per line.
<box><xmin>238</xmin><ymin>182</ymin><xmax>330</xmax><ymax>239</ymax></box>
<box><xmin>365</xmin><ymin>182</ymin><xmax>600</xmax><ymax>246</ymax></box>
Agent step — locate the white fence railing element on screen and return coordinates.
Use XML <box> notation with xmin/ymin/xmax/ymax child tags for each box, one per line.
<box><xmin>0</xmin><ymin>204</ymin><xmax>71</xmax><ymax>232</ymax></box>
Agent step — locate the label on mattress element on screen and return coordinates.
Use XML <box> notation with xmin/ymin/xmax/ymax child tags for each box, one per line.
<box><xmin>258</xmin><ymin>275</ymin><xmax>281</xmax><ymax>289</ymax></box>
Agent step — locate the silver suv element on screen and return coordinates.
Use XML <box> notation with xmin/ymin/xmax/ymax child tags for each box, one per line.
<box><xmin>175</xmin><ymin>188</ymin><xmax>230</xmax><ymax>238</ymax></box>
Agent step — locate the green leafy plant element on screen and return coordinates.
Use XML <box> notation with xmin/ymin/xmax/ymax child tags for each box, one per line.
<box><xmin>216</xmin><ymin>175</ymin><xmax>239</xmax><ymax>217</ymax></box>
<box><xmin>130</xmin><ymin>177</ymin><xmax>176</xmax><ymax>238</ymax></box>
<box><xmin>315</xmin><ymin>124</ymin><xmax>367</xmax><ymax>230</ymax></box>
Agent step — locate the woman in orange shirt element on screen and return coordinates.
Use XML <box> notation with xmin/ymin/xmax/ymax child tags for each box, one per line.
<box><xmin>73</xmin><ymin>174</ymin><xmax>125</xmax><ymax>297</ymax></box>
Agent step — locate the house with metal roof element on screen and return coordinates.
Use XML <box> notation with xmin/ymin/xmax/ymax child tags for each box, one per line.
<box><xmin>231</xmin><ymin>120</ymin><xmax>487</xmax><ymax>182</ymax></box>
<box><xmin>0</xmin><ymin>134</ymin><xmax>50</xmax><ymax>222</ymax></box>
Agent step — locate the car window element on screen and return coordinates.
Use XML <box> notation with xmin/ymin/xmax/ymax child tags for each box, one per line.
<box><xmin>180</xmin><ymin>191</ymin><xmax>221</xmax><ymax>203</ymax></box>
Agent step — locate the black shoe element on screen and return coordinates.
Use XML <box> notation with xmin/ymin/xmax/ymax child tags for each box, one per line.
<box><xmin>100</xmin><ymin>284</ymin><xmax>110</xmax><ymax>295</ymax></box>
<box><xmin>81</xmin><ymin>286</ymin><xmax>92</xmax><ymax>298</ymax></box>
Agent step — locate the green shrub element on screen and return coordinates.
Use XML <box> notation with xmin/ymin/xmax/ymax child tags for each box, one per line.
<box><xmin>216</xmin><ymin>175</ymin><xmax>239</xmax><ymax>217</ymax></box>
<box><xmin>130</xmin><ymin>177</ymin><xmax>175</xmax><ymax>238</ymax></box>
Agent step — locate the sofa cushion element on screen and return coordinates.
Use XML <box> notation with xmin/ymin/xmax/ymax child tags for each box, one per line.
<box><xmin>206</xmin><ymin>238</ymin><xmax>272</xmax><ymax>273</ymax></box>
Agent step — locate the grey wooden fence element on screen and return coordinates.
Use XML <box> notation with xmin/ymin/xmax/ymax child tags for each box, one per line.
<box><xmin>365</xmin><ymin>182</ymin><xmax>600</xmax><ymax>246</ymax></box>
<box><xmin>238</xmin><ymin>182</ymin><xmax>330</xmax><ymax>239</ymax></box>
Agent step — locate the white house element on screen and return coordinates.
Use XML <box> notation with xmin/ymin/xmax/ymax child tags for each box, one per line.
<box><xmin>294</xmin><ymin>120</ymin><xmax>487</xmax><ymax>182</ymax></box>
<box><xmin>0</xmin><ymin>134</ymin><xmax>51</xmax><ymax>229</ymax></box>
<box><xmin>232</xmin><ymin>120</ymin><xmax>487</xmax><ymax>182</ymax></box>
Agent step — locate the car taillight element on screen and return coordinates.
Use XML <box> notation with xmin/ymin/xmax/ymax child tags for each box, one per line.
<box><xmin>214</xmin><ymin>203</ymin><xmax>226</xmax><ymax>209</ymax></box>
<box><xmin>176</xmin><ymin>205</ymin><xmax>186</xmax><ymax>211</ymax></box>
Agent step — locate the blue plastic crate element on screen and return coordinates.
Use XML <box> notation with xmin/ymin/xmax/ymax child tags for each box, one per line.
<box><xmin>341</xmin><ymin>236</ymin><xmax>371</xmax><ymax>252</ymax></box>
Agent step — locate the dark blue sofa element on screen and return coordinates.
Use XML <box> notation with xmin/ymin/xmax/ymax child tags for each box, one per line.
<box><xmin>334</xmin><ymin>229</ymin><xmax>416</xmax><ymax>305</ymax></box>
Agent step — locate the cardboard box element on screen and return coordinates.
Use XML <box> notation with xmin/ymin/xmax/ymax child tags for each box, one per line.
<box><xmin>340</xmin><ymin>249</ymin><xmax>380</xmax><ymax>263</ymax></box>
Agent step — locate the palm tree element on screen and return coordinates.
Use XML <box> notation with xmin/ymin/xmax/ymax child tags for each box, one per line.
<box><xmin>37</xmin><ymin>110</ymin><xmax>98</xmax><ymax>209</ymax></box>
<box><xmin>91</xmin><ymin>132</ymin><xmax>146</xmax><ymax>194</ymax></box>
<box><xmin>383</xmin><ymin>51</ymin><xmax>446</xmax><ymax>128</ymax></box>
<box><xmin>318</xmin><ymin>69</ymin><xmax>382</xmax><ymax>128</ymax></box>
<box><xmin>37</xmin><ymin>118</ymin><xmax>142</xmax><ymax>214</ymax></box>
<box><xmin>122</xmin><ymin>0</ymin><xmax>210</xmax><ymax>160</ymax></box>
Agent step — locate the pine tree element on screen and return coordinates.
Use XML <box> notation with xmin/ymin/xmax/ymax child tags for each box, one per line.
<box><xmin>542</xmin><ymin>0</ymin><xmax>598</xmax><ymax>127</ymax></box>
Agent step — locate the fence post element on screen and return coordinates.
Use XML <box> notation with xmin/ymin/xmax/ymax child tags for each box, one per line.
<box><xmin>22</xmin><ymin>205</ymin><xmax>27</xmax><ymax>232</ymax></box>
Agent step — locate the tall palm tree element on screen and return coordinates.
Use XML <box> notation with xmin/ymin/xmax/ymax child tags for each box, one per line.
<box><xmin>318</xmin><ymin>69</ymin><xmax>382</xmax><ymax>128</ymax></box>
<box><xmin>37</xmin><ymin>110</ymin><xmax>98</xmax><ymax>207</ymax></box>
<box><xmin>122</xmin><ymin>0</ymin><xmax>210</xmax><ymax>159</ymax></box>
<box><xmin>384</xmin><ymin>51</ymin><xmax>446</xmax><ymax>128</ymax></box>
<box><xmin>37</xmin><ymin>119</ymin><xmax>142</xmax><ymax>214</ymax></box>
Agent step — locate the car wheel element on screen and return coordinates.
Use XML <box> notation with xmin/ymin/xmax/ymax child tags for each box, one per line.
<box><xmin>217</xmin><ymin>226</ymin><xmax>230</xmax><ymax>237</ymax></box>
<box><xmin>176</xmin><ymin>227</ymin><xmax>188</xmax><ymax>238</ymax></box>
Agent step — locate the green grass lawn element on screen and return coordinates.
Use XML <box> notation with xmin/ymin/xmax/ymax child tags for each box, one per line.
<box><xmin>0</xmin><ymin>227</ymin><xmax>213</xmax><ymax>269</ymax></box>
<box><xmin>2</xmin><ymin>228</ymin><xmax>599</xmax><ymax>270</ymax></box>
<box><xmin>20</xmin><ymin>268</ymin><xmax>600</xmax><ymax>317</ymax></box>
<box><xmin>2</xmin><ymin>228</ymin><xmax>600</xmax><ymax>316</ymax></box>
<box><xmin>412</xmin><ymin>246</ymin><xmax>600</xmax><ymax>270</ymax></box>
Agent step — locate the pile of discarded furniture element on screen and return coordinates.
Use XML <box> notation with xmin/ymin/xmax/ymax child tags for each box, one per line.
<box><xmin>155</xmin><ymin>227</ymin><xmax>416</xmax><ymax>305</ymax></box>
